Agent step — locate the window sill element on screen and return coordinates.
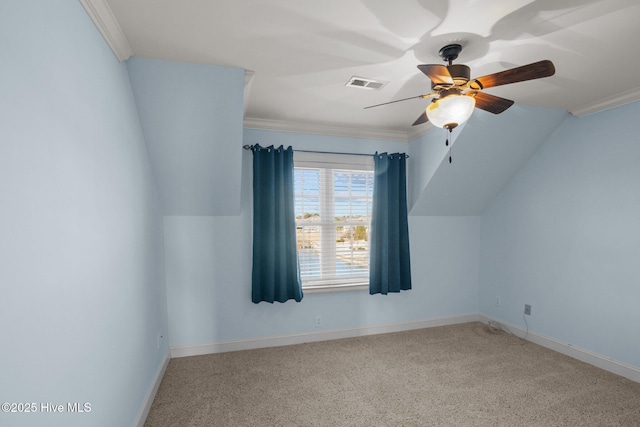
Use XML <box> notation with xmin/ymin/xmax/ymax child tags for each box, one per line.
<box><xmin>302</xmin><ymin>283</ymin><xmax>368</xmax><ymax>294</ymax></box>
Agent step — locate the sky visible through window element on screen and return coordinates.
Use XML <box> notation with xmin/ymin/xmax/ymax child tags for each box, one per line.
<box><xmin>294</xmin><ymin>168</ymin><xmax>372</xmax><ymax>219</ymax></box>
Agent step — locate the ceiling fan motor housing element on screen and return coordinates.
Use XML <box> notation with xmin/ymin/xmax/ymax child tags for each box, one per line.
<box><xmin>447</xmin><ymin>64</ymin><xmax>470</xmax><ymax>86</ymax></box>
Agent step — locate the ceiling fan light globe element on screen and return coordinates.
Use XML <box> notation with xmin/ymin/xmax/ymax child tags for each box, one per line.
<box><xmin>426</xmin><ymin>95</ymin><xmax>475</xmax><ymax>129</ymax></box>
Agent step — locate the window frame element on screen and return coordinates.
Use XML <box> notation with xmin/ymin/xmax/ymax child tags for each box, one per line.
<box><xmin>293</xmin><ymin>152</ymin><xmax>374</xmax><ymax>293</ymax></box>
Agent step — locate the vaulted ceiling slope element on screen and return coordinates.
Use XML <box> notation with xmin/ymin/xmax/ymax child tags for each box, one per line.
<box><xmin>410</xmin><ymin>105</ymin><xmax>568</xmax><ymax>216</ymax></box>
<box><xmin>85</xmin><ymin>0</ymin><xmax>640</xmax><ymax>140</ymax></box>
<box><xmin>127</xmin><ymin>57</ymin><xmax>245</xmax><ymax>216</ymax></box>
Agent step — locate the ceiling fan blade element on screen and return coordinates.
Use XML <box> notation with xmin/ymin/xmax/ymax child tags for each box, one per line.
<box><xmin>472</xmin><ymin>92</ymin><xmax>514</xmax><ymax>114</ymax></box>
<box><xmin>412</xmin><ymin>111</ymin><xmax>429</xmax><ymax>126</ymax></box>
<box><xmin>364</xmin><ymin>94</ymin><xmax>434</xmax><ymax>109</ymax></box>
<box><xmin>471</xmin><ymin>60</ymin><xmax>555</xmax><ymax>90</ymax></box>
<box><xmin>417</xmin><ymin>64</ymin><xmax>453</xmax><ymax>86</ymax></box>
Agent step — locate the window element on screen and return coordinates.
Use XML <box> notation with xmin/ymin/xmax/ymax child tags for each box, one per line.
<box><xmin>294</xmin><ymin>152</ymin><xmax>374</xmax><ymax>292</ymax></box>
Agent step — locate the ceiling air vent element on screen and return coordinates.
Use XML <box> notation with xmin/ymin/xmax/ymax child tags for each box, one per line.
<box><xmin>346</xmin><ymin>76</ymin><xmax>387</xmax><ymax>90</ymax></box>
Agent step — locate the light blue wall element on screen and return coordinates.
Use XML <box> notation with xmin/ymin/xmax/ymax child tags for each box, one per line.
<box><xmin>479</xmin><ymin>101</ymin><xmax>640</xmax><ymax>368</ymax></box>
<box><xmin>127</xmin><ymin>57</ymin><xmax>245</xmax><ymax>216</ymax></box>
<box><xmin>163</xmin><ymin>128</ymin><xmax>480</xmax><ymax>346</ymax></box>
<box><xmin>0</xmin><ymin>1</ymin><xmax>168</xmax><ymax>426</ymax></box>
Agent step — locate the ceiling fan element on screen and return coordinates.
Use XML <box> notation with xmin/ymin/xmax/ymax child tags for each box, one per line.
<box><xmin>365</xmin><ymin>44</ymin><xmax>556</xmax><ymax>130</ymax></box>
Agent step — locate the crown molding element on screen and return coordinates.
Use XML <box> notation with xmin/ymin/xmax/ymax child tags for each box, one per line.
<box><xmin>406</xmin><ymin>123</ymin><xmax>434</xmax><ymax>142</ymax></box>
<box><xmin>243</xmin><ymin>117</ymin><xmax>410</xmax><ymax>142</ymax></box>
<box><xmin>569</xmin><ymin>87</ymin><xmax>640</xmax><ymax>117</ymax></box>
<box><xmin>79</xmin><ymin>0</ymin><xmax>133</xmax><ymax>62</ymax></box>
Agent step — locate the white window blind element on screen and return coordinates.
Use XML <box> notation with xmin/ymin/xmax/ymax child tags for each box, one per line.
<box><xmin>294</xmin><ymin>152</ymin><xmax>374</xmax><ymax>291</ymax></box>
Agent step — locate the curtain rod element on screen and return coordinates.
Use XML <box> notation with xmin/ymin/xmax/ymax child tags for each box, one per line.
<box><xmin>242</xmin><ymin>145</ymin><xmax>409</xmax><ymax>158</ymax></box>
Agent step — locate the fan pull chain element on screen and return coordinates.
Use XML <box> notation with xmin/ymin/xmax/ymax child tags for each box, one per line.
<box><xmin>447</xmin><ymin>127</ymin><xmax>453</xmax><ymax>163</ymax></box>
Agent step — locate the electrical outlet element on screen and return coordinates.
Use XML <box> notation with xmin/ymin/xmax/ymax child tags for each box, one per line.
<box><xmin>315</xmin><ymin>315</ymin><xmax>322</xmax><ymax>327</ymax></box>
<box><xmin>524</xmin><ymin>304</ymin><xmax>531</xmax><ymax>316</ymax></box>
<box><xmin>495</xmin><ymin>296</ymin><xmax>501</xmax><ymax>307</ymax></box>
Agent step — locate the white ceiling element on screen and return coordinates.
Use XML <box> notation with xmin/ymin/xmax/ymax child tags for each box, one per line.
<box><xmin>99</xmin><ymin>0</ymin><xmax>640</xmax><ymax>140</ymax></box>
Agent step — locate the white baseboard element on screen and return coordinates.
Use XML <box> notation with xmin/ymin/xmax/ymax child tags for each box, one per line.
<box><xmin>170</xmin><ymin>313</ymin><xmax>480</xmax><ymax>358</ymax></box>
<box><xmin>478</xmin><ymin>315</ymin><xmax>640</xmax><ymax>384</ymax></box>
<box><xmin>134</xmin><ymin>349</ymin><xmax>170</xmax><ymax>427</ymax></box>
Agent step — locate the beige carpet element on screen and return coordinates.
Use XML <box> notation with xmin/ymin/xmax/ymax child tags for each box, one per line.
<box><xmin>144</xmin><ymin>322</ymin><xmax>640</xmax><ymax>426</ymax></box>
